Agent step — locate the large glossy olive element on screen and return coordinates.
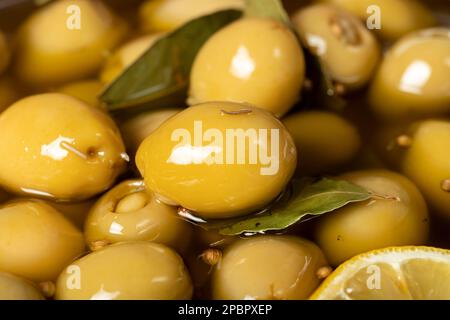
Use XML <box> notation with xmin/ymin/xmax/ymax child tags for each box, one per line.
<box><xmin>212</xmin><ymin>236</ymin><xmax>328</xmax><ymax>300</ymax></box>
<box><xmin>189</xmin><ymin>18</ymin><xmax>305</xmax><ymax>117</ymax></box>
<box><xmin>0</xmin><ymin>93</ymin><xmax>127</xmax><ymax>201</ymax></box>
<box><xmin>293</xmin><ymin>4</ymin><xmax>380</xmax><ymax>91</ymax></box>
<box><xmin>315</xmin><ymin>170</ymin><xmax>429</xmax><ymax>266</ymax></box>
<box><xmin>0</xmin><ymin>272</ymin><xmax>44</xmax><ymax>300</ymax></box>
<box><xmin>139</xmin><ymin>0</ymin><xmax>244</xmax><ymax>32</ymax></box>
<box><xmin>369</xmin><ymin>28</ymin><xmax>450</xmax><ymax>121</ymax></box>
<box><xmin>136</xmin><ymin>101</ymin><xmax>297</xmax><ymax>219</ymax></box>
<box><xmin>321</xmin><ymin>0</ymin><xmax>436</xmax><ymax>40</ymax></box>
<box><xmin>14</xmin><ymin>0</ymin><xmax>128</xmax><ymax>88</ymax></box>
<box><xmin>401</xmin><ymin>120</ymin><xmax>450</xmax><ymax>220</ymax></box>
<box><xmin>55</xmin><ymin>242</ymin><xmax>193</xmax><ymax>300</ymax></box>
<box><xmin>283</xmin><ymin>111</ymin><xmax>361</xmax><ymax>176</ymax></box>
<box><xmin>85</xmin><ymin>179</ymin><xmax>193</xmax><ymax>252</ymax></box>
<box><xmin>0</xmin><ymin>200</ymin><xmax>85</xmax><ymax>282</ymax></box>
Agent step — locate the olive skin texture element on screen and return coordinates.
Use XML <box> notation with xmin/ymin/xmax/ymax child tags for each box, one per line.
<box><xmin>212</xmin><ymin>236</ymin><xmax>328</xmax><ymax>300</ymax></box>
<box><xmin>189</xmin><ymin>18</ymin><xmax>305</xmax><ymax>117</ymax></box>
<box><xmin>283</xmin><ymin>111</ymin><xmax>361</xmax><ymax>176</ymax></box>
<box><xmin>57</xmin><ymin>80</ymin><xmax>104</xmax><ymax>109</ymax></box>
<box><xmin>370</xmin><ymin>28</ymin><xmax>450</xmax><ymax>121</ymax></box>
<box><xmin>100</xmin><ymin>33</ymin><xmax>162</xmax><ymax>84</ymax></box>
<box><xmin>322</xmin><ymin>0</ymin><xmax>436</xmax><ymax>40</ymax></box>
<box><xmin>0</xmin><ymin>93</ymin><xmax>127</xmax><ymax>201</ymax></box>
<box><xmin>315</xmin><ymin>170</ymin><xmax>429</xmax><ymax>266</ymax></box>
<box><xmin>0</xmin><ymin>31</ymin><xmax>9</xmax><ymax>75</ymax></box>
<box><xmin>55</xmin><ymin>242</ymin><xmax>193</xmax><ymax>300</ymax></box>
<box><xmin>136</xmin><ymin>101</ymin><xmax>297</xmax><ymax>219</ymax></box>
<box><xmin>120</xmin><ymin>108</ymin><xmax>182</xmax><ymax>158</ymax></box>
<box><xmin>139</xmin><ymin>0</ymin><xmax>244</xmax><ymax>32</ymax></box>
<box><xmin>14</xmin><ymin>0</ymin><xmax>128</xmax><ymax>88</ymax></box>
<box><xmin>293</xmin><ymin>4</ymin><xmax>380</xmax><ymax>91</ymax></box>
<box><xmin>401</xmin><ymin>120</ymin><xmax>450</xmax><ymax>220</ymax></box>
<box><xmin>0</xmin><ymin>272</ymin><xmax>44</xmax><ymax>300</ymax></box>
<box><xmin>0</xmin><ymin>200</ymin><xmax>85</xmax><ymax>282</ymax></box>
<box><xmin>85</xmin><ymin>179</ymin><xmax>192</xmax><ymax>252</ymax></box>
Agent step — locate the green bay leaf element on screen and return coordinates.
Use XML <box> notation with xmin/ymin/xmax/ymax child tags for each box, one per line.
<box><xmin>100</xmin><ymin>9</ymin><xmax>242</xmax><ymax>111</ymax></box>
<box><xmin>244</xmin><ymin>0</ymin><xmax>292</xmax><ymax>26</ymax></box>
<box><xmin>203</xmin><ymin>178</ymin><xmax>372</xmax><ymax>236</ymax></box>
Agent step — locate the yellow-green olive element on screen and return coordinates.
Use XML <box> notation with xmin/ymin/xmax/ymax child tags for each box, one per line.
<box><xmin>139</xmin><ymin>0</ymin><xmax>244</xmax><ymax>32</ymax></box>
<box><xmin>0</xmin><ymin>200</ymin><xmax>85</xmax><ymax>282</ymax></box>
<box><xmin>401</xmin><ymin>120</ymin><xmax>450</xmax><ymax>220</ymax></box>
<box><xmin>315</xmin><ymin>170</ymin><xmax>429</xmax><ymax>266</ymax></box>
<box><xmin>57</xmin><ymin>80</ymin><xmax>104</xmax><ymax>109</ymax></box>
<box><xmin>100</xmin><ymin>33</ymin><xmax>162</xmax><ymax>84</ymax></box>
<box><xmin>0</xmin><ymin>76</ymin><xmax>23</xmax><ymax>114</ymax></box>
<box><xmin>0</xmin><ymin>93</ymin><xmax>127</xmax><ymax>201</ymax></box>
<box><xmin>189</xmin><ymin>18</ymin><xmax>305</xmax><ymax>117</ymax></box>
<box><xmin>136</xmin><ymin>101</ymin><xmax>297</xmax><ymax>219</ymax></box>
<box><xmin>14</xmin><ymin>0</ymin><xmax>128</xmax><ymax>88</ymax></box>
<box><xmin>120</xmin><ymin>108</ymin><xmax>182</xmax><ymax>157</ymax></box>
<box><xmin>212</xmin><ymin>236</ymin><xmax>328</xmax><ymax>300</ymax></box>
<box><xmin>321</xmin><ymin>0</ymin><xmax>436</xmax><ymax>40</ymax></box>
<box><xmin>85</xmin><ymin>179</ymin><xmax>193</xmax><ymax>252</ymax></box>
<box><xmin>369</xmin><ymin>28</ymin><xmax>450</xmax><ymax>121</ymax></box>
<box><xmin>283</xmin><ymin>111</ymin><xmax>361</xmax><ymax>176</ymax></box>
<box><xmin>0</xmin><ymin>272</ymin><xmax>44</xmax><ymax>300</ymax></box>
<box><xmin>55</xmin><ymin>242</ymin><xmax>193</xmax><ymax>300</ymax></box>
<box><xmin>293</xmin><ymin>4</ymin><xmax>380</xmax><ymax>91</ymax></box>
<box><xmin>50</xmin><ymin>199</ymin><xmax>97</xmax><ymax>230</ymax></box>
<box><xmin>0</xmin><ymin>30</ymin><xmax>10</xmax><ymax>75</ymax></box>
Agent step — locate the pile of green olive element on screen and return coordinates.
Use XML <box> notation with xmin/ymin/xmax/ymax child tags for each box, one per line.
<box><xmin>0</xmin><ymin>0</ymin><xmax>448</xmax><ymax>300</ymax></box>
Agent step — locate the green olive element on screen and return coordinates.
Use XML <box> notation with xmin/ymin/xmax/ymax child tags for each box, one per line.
<box><xmin>120</xmin><ymin>108</ymin><xmax>182</xmax><ymax>158</ymax></box>
<box><xmin>57</xmin><ymin>80</ymin><xmax>104</xmax><ymax>109</ymax></box>
<box><xmin>369</xmin><ymin>28</ymin><xmax>450</xmax><ymax>121</ymax></box>
<box><xmin>315</xmin><ymin>170</ymin><xmax>429</xmax><ymax>266</ymax></box>
<box><xmin>55</xmin><ymin>242</ymin><xmax>193</xmax><ymax>300</ymax></box>
<box><xmin>0</xmin><ymin>200</ymin><xmax>85</xmax><ymax>282</ymax></box>
<box><xmin>136</xmin><ymin>101</ymin><xmax>297</xmax><ymax>219</ymax></box>
<box><xmin>212</xmin><ymin>236</ymin><xmax>328</xmax><ymax>300</ymax></box>
<box><xmin>189</xmin><ymin>18</ymin><xmax>305</xmax><ymax>117</ymax></box>
<box><xmin>0</xmin><ymin>76</ymin><xmax>23</xmax><ymax>114</ymax></box>
<box><xmin>293</xmin><ymin>4</ymin><xmax>380</xmax><ymax>91</ymax></box>
<box><xmin>283</xmin><ymin>111</ymin><xmax>361</xmax><ymax>176</ymax></box>
<box><xmin>85</xmin><ymin>179</ymin><xmax>193</xmax><ymax>252</ymax></box>
<box><xmin>14</xmin><ymin>0</ymin><xmax>128</xmax><ymax>88</ymax></box>
<box><xmin>401</xmin><ymin>120</ymin><xmax>450</xmax><ymax>220</ymax></box>
<box><xmin>321</xmin><ymin>0</ymin><xmax>436</xmax><ymax>40</ymax></box>
<box><xmin>139</xmin><ymin>0</ymin><xmax>244</xmax><ymax>32</ymax></box>
<box><xmin>100</xmin><ymin>33</ymin><xmax>162</xmax><ymax>84</ymax></box>
<box><xmin>0</xmin><ymin>93</ymin><xmax>127</xmax><ymax>201</ymax></box>
<box><xmin>0</xmin><ymin>30</ymin><xmax>10</xmax><ymax>75</ymax></box>
<box><xmin>0</xmin><ymin>272</ymin><xmax>44</xmax><ymax>300</ymax></box>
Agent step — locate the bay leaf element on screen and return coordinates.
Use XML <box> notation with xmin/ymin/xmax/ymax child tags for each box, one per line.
<box><xmin>100</xmin><ymin>9</ymin><xmax>242</xmax><ymax>111</ymax></box>
<box><xmin>204</xmin><ymin>178</ymin><xmax>372</xmax><ymax>236</ymax></box>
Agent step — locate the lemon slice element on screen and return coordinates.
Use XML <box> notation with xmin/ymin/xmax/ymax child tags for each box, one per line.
<box><xmin>311</xmin><ymin>246</ymin><xmax>450</xmax><ymax>300</ymax></box>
